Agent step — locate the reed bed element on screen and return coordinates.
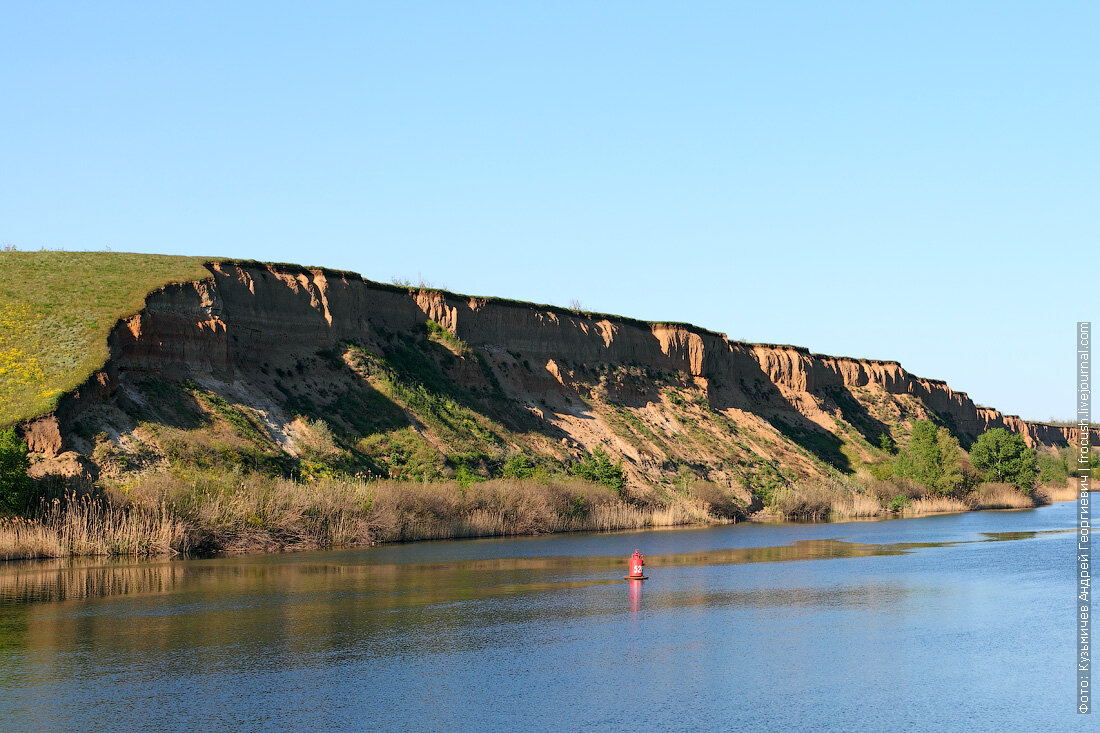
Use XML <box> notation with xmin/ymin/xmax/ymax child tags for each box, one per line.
<box><xmin>0</xmin><ymin>493</ymin><xmax>186</xmax><ymax>560</ymax></box>
<box><xmin>764</xmin><ymin>477</ymin><xmax>885</xmax><ymax>521</ymax></box>
<box><xmin>829</xmin><ymin>492</ymin><xmax>885</xmax><ymax>519</ymax></box>
<box><xmin>1</xmin><ymin>471</ymin><xmax>729</xmax><ymax>560</ymax></box>
<box><xmin>901</xmin><ymin>496</ymin><xmax>970</xmax><ymax>516</ymax></box>
<box><xmin>970</xmin><ymin>483</ymin><xmax>1037</xmax><ymax>510</ymax></box>
<box><xmin>2</xmin><ymin>469</ymin><xmax>1072</xmax><ymax>562</ymax></box>
<box><xmin>1038</xmin><ymin>481</ymin><xmax>1082</xmax><ymax>503</ymax></box>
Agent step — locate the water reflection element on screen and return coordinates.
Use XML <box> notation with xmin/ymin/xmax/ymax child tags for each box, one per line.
<box><xmin>0</xmin><ymin>503</ymin><xmax>1084</xmax><ymax>732</ymax></box>
<box><xmin>0</xmin><ymin>529</ymin><xmax>1075</xmax><ymax>607</ymax></box>
<box><xmin>628</xmin><ymin>578</ymin><xmax>642</xmax><ymax>613</ymax></box>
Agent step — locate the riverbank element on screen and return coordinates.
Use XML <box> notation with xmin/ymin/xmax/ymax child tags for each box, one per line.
<box><xmin>0</xmin><ymin>473</ymin><xmax>724</xmax><ymax>561</ymax></box>
<box><xmin>0</xmin><ymin>471</ymin><xmax>1076</xmax><ymax>561</ymax></box>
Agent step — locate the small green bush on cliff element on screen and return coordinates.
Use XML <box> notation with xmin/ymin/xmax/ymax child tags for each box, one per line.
<box><xmin>0</xmin><ymin>427</ymin><xmax>32</xmax><ymax>513</ymax></box>
<box><xmin>424</xmin><ymin>319</ymin><xmax>467</xmax><ymax>352</ymax></box>
<box><xmin>570</xmin><ymin>447</ymin><xmax>626</xmax><ymax>492</ymax></box>
<box><xmin>499</xmin><ymin>454</ymin><xmax>540</xmax><ymax>480</ymax></box>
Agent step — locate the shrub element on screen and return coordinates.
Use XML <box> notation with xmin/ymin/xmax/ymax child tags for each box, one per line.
<box><xmin>1036</xmin><ymin>451</ymin><xmax>1070</xmax><ymax>485</ymax></box>
<box><xmin>499</xmin><ymin>454</ymin><xmax>539</xmax><ymax>480</ymax></box>
<box><xmin>0</xmin><ymin>427</ymin><xmax>32</xmax><ymax>513</ymax></box>
<box><xmin>893</xmin><ymin>420</ymin><xmax>963</xmax><ymax>496</ymax></box>
<box><xmin>570</xmin><ymin>447</ymin><xmax>626</xmax><ymax>492</ymax></box>
<box><xmin>887</xmin><ymin>494</ymin><xmax>909</xmax><ymax>513</ymax></box>
<box><xmin>969</xmin><ymin>428</ymin><xmax>1038</xmax><ymax>493</ymax></box>
<box><xmin>971</xmin><ymin>482</ymin><xmax>1036</xmax><ymax>509</ymax></box>
<box><xmin>294</xmin><ymin>418</ymin><xmax>338</xmax><ymax>459</ymax></box>
<box><xmin>687</xmin><ymin>481</ymin><xmax>748</xmax><ymax>519</ymax></box>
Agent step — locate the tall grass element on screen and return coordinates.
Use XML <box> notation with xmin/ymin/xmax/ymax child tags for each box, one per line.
<box><xmin>971</xmin><ymin>483</ymin><xmax>1037</xmax><ymax>510</ymax></box>
<box><xmin>0</xmin><ymin>493</ymin><xmax>186</xmax><ymax>560</ymax></box>
<box><xmin>1039</xmin><ymin>481</ymin><xmax>1081</xmax><ymax>503</ymax></box>
<box><xmin>0</xmin><ymin>471</ymin><xmax>728</xmax><ymax>560</ymax></box>
<box><xmin>901</xmin><ymin>496</ymin><xmax>970</xmax><ymax>516</ymax></box>
<box><xmin>1</xmin><ymin>471</ymin><xmax>1072</xmax><ymax>562</ymax></box>
<box><xmin>763</xmin><ymin>477</ymin><xmax>884</xmax><ymax>521</ymax></box>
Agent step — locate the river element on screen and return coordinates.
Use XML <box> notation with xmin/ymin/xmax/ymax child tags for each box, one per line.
<box><xmin>0</xmin><ymin>502</ymin><xmax>1091</xmax><ymax>731</ymax></box>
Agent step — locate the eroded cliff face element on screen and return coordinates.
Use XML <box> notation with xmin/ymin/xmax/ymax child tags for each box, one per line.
<box><xmin>27</xmin><ymin>262</ymin><xmax>1089</xmax><ymax>492</ymax></box>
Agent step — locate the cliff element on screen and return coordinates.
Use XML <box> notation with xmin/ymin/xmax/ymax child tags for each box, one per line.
<box><xmin>22</xmin><ymin>260</ymin><xmax>1091</xmax><ymax>495</ymax></box>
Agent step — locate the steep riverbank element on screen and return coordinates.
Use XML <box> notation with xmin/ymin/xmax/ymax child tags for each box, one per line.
<box><xmin>3</xmin><ymin>253</ymin><xmax>1091</xmax><ymax>558</ymax></box>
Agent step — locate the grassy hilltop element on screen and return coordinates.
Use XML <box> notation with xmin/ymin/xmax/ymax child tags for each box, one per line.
<box><xmin>0</xmin><ymin>251</ymin><xmax>213</xmax><ymax>425</ymax></box>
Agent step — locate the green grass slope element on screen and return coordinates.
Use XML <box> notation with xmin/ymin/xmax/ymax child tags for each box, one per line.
<box><xmin>0</xmin><ymin>251</ymin><xmax>214</xmax><ymax>426</ymax></box>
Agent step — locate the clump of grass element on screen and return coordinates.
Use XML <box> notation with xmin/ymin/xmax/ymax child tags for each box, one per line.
<box><xmin>0</xmin><ymin>492</ymin><xmax>186</xmax><ymax>560</ymax></box>
<box><xmin>763</xmin><ymin>476</ymin><xmax>884</xmax><ymax>521</ymax></box>
<box><xmin>685</xmin><ymin>480</ymin><xmax>753</xmax><ymax>519</ymax></box>
<box><xmin>424</xmin><ymin>319</ymin><xmax>467</xmax><ymax>352</ymax></box>
<box><xmin>970</xmin><ymin>482</ymin><xmax>1037</xmax><ymax>510</ymax></box>
<box><xmin>901</xmin><ymin>496</ymin><xmax>970</xmax><ymax>515</ymax></box>
<box><xmin>0</xmin><ymin>251</ymin><xmax>214</xmax><ymax>425</ymax></box>
<box><xmin>1037</xmin><ymin>481</ymin><xmax>1081</xmax><ymax>503</ymax></box>
<box><xmin>829</xmin><ymin>491</ymin><xmax>884</xmax><ymax>519</ymax></box>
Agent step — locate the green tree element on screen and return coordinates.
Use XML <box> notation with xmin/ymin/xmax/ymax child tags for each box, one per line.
<box><xmin>0</xmin><ymin>427</ymin><xmax>32</xmax><ymax>513</ymax></box>
<box><xmin>969</xmin><ymin>428</ymin><xmax>1038</xmax><ymax>493</ymax></box>
<box><xmin>1036</xmin><ymin>451</ymin><xmax>1070</xmax><ymax>485</ymax></box>
<box><xmin>893</xmin><ymin>420</ymin><xmax>963</xmax><ymax>496</ymax></box>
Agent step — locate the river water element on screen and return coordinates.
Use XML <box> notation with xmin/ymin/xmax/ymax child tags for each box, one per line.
<box><xmin>0</xmin><ymin>502</ymin><xmax>1091</xmax><ymax>731</ymax></box>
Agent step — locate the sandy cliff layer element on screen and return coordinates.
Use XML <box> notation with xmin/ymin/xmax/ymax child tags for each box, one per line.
<box><xmin>26</xmin><ymin>262</ymin><xmax>1090</xmax><ymax>491</ymax></box>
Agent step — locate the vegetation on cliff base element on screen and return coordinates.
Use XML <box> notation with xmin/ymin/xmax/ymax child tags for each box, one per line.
<box><xmin>968</xmin><ymin>428</ymin><xmax>1038</xmax><ymax>492</ymax></box>
<box><xmin>0</xmin><ymin>251</ymin><xmax>214</xmax><ymax>425</ymax></box>
<box><xmin>0</xmin><ymin>427</ymin><xmax>31</xmax><ymax>512</ymax></box>
<box><xmin>891</xmin><ymin>420</ymin><xmax>964</xmax><ymax>496</ymax></box>
<box><xmin>0</xmin><ymin>470</ymin><xmax>728</xmax><ymax>560</ymax></box>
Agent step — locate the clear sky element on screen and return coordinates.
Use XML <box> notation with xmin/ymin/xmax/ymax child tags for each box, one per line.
<box><xmin>1</xmin><ymin>3</ymin><xmax>1094</xmax><ymax>421</ymax></box>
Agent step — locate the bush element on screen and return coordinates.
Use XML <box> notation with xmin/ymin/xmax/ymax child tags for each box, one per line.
<box><xmin>687</xmin><ymin>481</ymin><xmax>748</xmax><ymax>519</ymax></box>
<box><xmin>0</xmin><ymin>428</ymin><xmax>32</xmax><ymax>513</ymax></box>
<box><xmin>887</xmin><ymin>494</ymin><xmax>910</xmax><ymax>513</ymax></box>
<box><xmin>499</xmin><ymin>454</ymin><xmax>539</xmax><ymax>480</ymax></box>
<box><xmin>570</xmin><ymin>447</ymin><xmax>626</xmax><ymax>492</ymax></box>
<box><xmin>893</xmin><ymin>420</ymin><xmax>964</xmax><ymax>496</ymax></box>
<box><xmin>1037</xmin><ymin>451</ymin><xmax>1070</xmax><ymax>485</ymax></box>
<box><xmin>969</xmin><ymin>428</ymin><xmax>1038</xmax><ymax>493</ymax></box>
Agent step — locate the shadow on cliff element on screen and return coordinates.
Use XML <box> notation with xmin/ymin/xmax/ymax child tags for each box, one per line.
<box><xmin>702</xmin><ymin>350</ymin><xmax>853</xmax><ymax>473</ymax></box>
<box><xmin>766</xmin><ymin>415</ymin><xmax>852</xmax><ymax>472</ymax></box>
<box><xmin>820</xmin><ymin>386</ymin><xmax>892</xmax><ymax>447</ymax></box>
<box><xmin>127</xmin><ymin>378</ymin><xmax>214</xmax><ymax>431</ymax></box>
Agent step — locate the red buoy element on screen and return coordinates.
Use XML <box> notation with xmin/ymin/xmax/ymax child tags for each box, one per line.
<box><xmin>624</xmin><ymin>549</ymin><xmax>647</xmax><ymax>580</ymax></box>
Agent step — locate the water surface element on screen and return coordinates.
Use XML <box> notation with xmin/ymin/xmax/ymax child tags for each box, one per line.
<box><xmin>0</xmin><ymin>504</ymin><xmax>1091</xmax><ymax>731</ymax></box>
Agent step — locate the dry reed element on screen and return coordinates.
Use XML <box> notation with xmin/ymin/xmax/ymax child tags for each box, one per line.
<box><xmin>1038</xmin><ymin>481</ymin><xmax>1081</xmax><ymax>503</ymax></box>
<box><xmin>0</xmin><ymin>492</ymin><xmax>186</xmax><ymax>560</ymax></box>
<box><xmin>765</xmin><ymin>477</ymin><xmax>885</xmax><ymax>521</ymax></box>
<box><xmin>971</xmin><ymin>483</ymin><xmax>1037</xmax><ymax>510</ymax></box>
<box><xmin>1</xmin><ymin>471</ymin><xmax>729</xmax><ymax>561</ymax></box>
<box><xmin>901</xmin><ymin>496</ymin><xmax>970</xmax><ymax>516</ymax></box>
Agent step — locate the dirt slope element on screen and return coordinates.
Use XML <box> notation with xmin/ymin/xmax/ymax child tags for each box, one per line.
<box><xmin>20</xmin><ymin>260</ymin><xmax>1090</xmax><ymax>498</ymax></box>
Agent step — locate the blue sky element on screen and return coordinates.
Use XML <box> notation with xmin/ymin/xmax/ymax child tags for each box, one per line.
<box><xmin>2</xmin><ymin>2</ymin><xmax>1094</xmax><ymax>420</ymax></box>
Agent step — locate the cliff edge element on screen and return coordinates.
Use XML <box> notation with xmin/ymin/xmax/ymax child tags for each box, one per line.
<box><xmin>18</xmin><ymin>259</ymin><xmax>1090</xmax><ymax>497</ymax></box>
